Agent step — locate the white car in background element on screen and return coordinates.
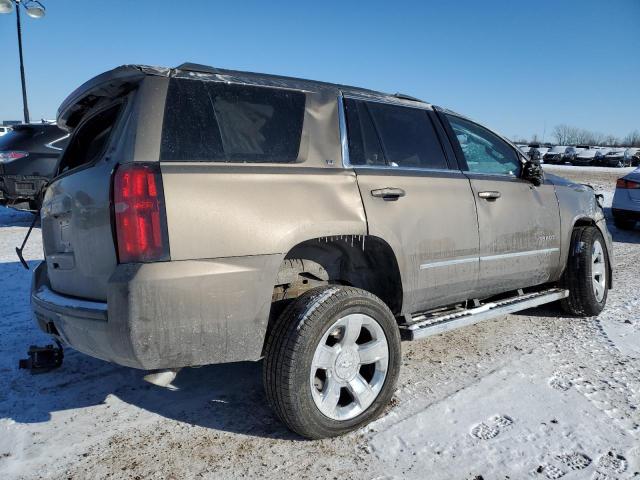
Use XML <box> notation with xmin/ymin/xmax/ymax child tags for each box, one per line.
<box><xmin>625</xmin><ymin>148</ymin><xmax>640</xmax><ymax>166</ymax></box>
<box><xmin>612</xmin><ymin>167</ymin><xmax>640</xmax><ymax>229</ymax></box>
<box><xmin>517</xmin><ymin>145</ymin><xmax>531</xmax><ymax>156</ymax></box>
<box><xmin>0</xmin><ymin>126</ymin><xmax>11</xmax><ymax>137</ymax></box>
<box><xmin>543</xmin><ymin>146</ymin><xmax>570</xmax><ymax>164</ymax></box>
<box><xmin>573</xmin><ymin>147</ymin><xmax>606</xmax><ymax>166</ymax></box>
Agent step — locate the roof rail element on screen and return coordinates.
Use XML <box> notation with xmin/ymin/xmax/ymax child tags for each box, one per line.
<box><xmin>175</xmin><ymin>62</ymin><xmax>221</xmax><ymax>75</ymax></box>
<box><xmin>393</xmin><ymin>92</ymin><xmax>427</xmax><ymax>103</ymax></box>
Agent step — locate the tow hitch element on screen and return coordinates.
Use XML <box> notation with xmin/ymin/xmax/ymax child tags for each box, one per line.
<box><xmin>19</xmin><ymin>341</ymin><xmax>64</xmax><ymax>373</ymax></box>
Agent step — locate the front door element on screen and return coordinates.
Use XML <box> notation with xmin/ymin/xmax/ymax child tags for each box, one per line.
<box><xmin>442</xmin><ymin>113</ymin><xmax>561</xmax><ymax>298</ymax></box>
<box><xmin>343</xmin><ymin>97</ymin><xmax>480</xmax><ymax>313</ymax></box>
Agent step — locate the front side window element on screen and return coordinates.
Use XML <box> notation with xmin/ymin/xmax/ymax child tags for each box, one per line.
<box><xmin>446</xmin><ymin>115</ymin><xmax>521</xmax><ymax>176</ymax></box>
<box><xmin>161</xmin><ymin>79</ymin><xmax>306</xmax><ymax>163</ymax></box>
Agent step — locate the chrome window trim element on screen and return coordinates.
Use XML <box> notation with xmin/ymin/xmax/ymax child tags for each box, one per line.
<box><xmin>45</xmin><ymin>134</ymin><xmax>71</xmax><ymax>151</ymax></box>
<box><xmin>462</xmin><ymin>170</ymin><xmax>520</xmax><ymax>179</ymax></box>
<box><xmin>338</xmin><ymin>93</ymin><xmax>455</xmax><ymax>174</ymax></box>
<box><xmin>343</xmin><ymin>92</ymin><xmax>433</xmax><ymax>110</ymax></box>
<box><xmin>338</xmin><ymin>93</ymin><xmax>350</xmax><ymax>168</ymax></box>
<box><xmin>353</xmin><ymin>165</ymin><xmax>459</xmax><ymax>174</ymax></box>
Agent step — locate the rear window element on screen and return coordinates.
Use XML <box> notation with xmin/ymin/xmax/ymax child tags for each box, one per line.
<box><xmin>160</xmin><ymin>78</ymin><xmax>306</xmax><ymax>163</ymax></box>
<box><xmin>57</xmin><ymin>104</ymin><xmax>122</xmax><ymax>174</ymax></box>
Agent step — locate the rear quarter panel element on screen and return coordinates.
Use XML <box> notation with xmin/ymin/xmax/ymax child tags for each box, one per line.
<box><xmin>161</xmin><ymin>165</ymin><xmax>367</xmax><ymax>260</ymax></box>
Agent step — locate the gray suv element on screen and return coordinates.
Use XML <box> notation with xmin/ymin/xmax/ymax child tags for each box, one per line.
<box><xmin>31</xmin><ymin>64</ymin><xmax>613</xmax><ymax>439</ymax></box>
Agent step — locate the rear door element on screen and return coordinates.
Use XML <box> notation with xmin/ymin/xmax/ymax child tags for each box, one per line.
<box><xmin>441</xmin><ymin>113</ymin><xmax>561</xmax><ymax>298</ymax></box>
<box><xmin>343</xmin><ymin>97</ymin><xmax>480</xmax><ymax>313</ymax></box>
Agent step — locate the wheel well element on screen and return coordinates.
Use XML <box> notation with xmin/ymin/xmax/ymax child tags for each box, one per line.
<box><xmin>268</xmin><ymin>234</ymin><xmax>403</xmax><ymax>320</ymax></box>
<box><xmin>573</xmin><ymin>217</ymin><xmax>596</xmax><ymax>228</ymax></box>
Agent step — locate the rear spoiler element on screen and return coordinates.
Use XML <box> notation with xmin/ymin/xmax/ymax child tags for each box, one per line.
<box><xmin>56</xmin><ymin>65</ymin><xmax>171</xmax><ymax>131</ymax></box>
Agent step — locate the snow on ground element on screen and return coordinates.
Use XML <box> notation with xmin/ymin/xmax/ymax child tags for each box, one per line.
<box><xmin>1</xmin><ymin>168</ymin><xmax>639</xmax><ymax>480</ymax></box>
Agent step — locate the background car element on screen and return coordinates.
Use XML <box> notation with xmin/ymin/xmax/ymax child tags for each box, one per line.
<box><xmin>612</xmin><ymin>168</ymin><xmax>640</xmax><ymax>229</ymax></box>
<box><xmin>601</xmin><ymin>148</ymin><xmax>630</xmax><ymax>168</ymax></box>
<box><xmin>573</xmin><ymin>147</ymin><xmax>605</xmax><ymax>166</ymax></box>
<box><xmin>625</xmin><ymin>147</ymin><xmax>640</xmax><ymax>166</ymax></box>
<box><xmin>0</xmin><ymin>122</ymin><xmax>69</xmax><ymax>210</ymax></box>
<box><xmin>563</xmin><ymin>146</ymin><xmax>580</xmax><ymax>162</ymax></box>
<box><xmin>535</xmin><ymin>145</ymin><xmax>550</xmax><ymax>162</ymax></box>
<box><xmin>0</xmin><ymin>126</ymin><xmax>11</xmax><ymax>137</ymax></box>
<box><xmin>543</xmin><ymin>145</ymin><xmax>570</xmax><ymax>164</ymax></box>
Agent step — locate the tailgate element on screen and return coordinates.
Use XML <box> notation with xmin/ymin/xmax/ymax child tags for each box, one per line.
<box><xmin>41</xmin><ymin>160</ymin><xmax>117</xmax><ymax>301</ymax></box>
<box><xmin>40</xmin><ymin>68</ymin><xmax>154</xmax><ymax>301</ymax></box>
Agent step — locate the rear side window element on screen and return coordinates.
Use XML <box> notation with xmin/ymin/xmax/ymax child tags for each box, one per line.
<box><xmin>345</xmin><ymin>99</ymin><xmax>448</xmax><ymax>169</ymax></box>
<box><xmin>160</xmin><ymin>79</ymin><xmax>306</xmax><ymax>163</ymax></box>
<box><xmin>344</xmin><ymin>99</ymin><xmax>385</xmax><ymax>166</ymax></box>
<box><xmin>57</xmin><ymin>104</ymin><xmax>122</xmax><ymax>174</ymax></box>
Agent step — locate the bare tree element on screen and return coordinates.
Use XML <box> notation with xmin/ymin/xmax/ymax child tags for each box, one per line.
<box><xmin>623</xmin><ymin>130</ymin><xmax>640</xmax><ymax>147</ymax></box>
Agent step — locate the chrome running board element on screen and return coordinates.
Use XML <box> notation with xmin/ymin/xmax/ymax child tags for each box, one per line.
<box><xmin>401</xmin><ymin>288</ymin><xmax>569</xmax><ymax>341</ymax></box>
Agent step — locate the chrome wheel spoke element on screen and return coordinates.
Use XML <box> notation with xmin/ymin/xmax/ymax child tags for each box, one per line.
<box><xmin>320</xmin><ymin>376</ymin><xmax>342</xmax><ymax>415</ymax></box>
<box><xmin>341</xmin><ymin>315</ymin><xmax>363</xmax><ymax>346</ymax></box>
<box><xmin>591</xmin><ymin>240</ymin><xmax>606</xmax><ymax>302</ymax></box>
<box><xmin>347</xmin><ymin>374</ymin><xmax>376</xmax><ymax>408</ymax></box>
<box><xmin>357</xmin><ymin>340</ymin><xmax>387</xmax><ymax>365</ymax></box>
<box><xmin>592</xmin><ymin>262</ymin><xmax>605</xmax><ymax>279</ymax></box>
<box><xmin>313</xmin><ymin>344</ymin><xmax>337</xmax><ymax>370</ymax></box>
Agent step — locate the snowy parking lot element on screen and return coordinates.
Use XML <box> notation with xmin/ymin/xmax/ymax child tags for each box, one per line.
<box><xmin>0</xmin><ymin>165</ymin><xmax>639</xmax><ymax>480</ymax></box>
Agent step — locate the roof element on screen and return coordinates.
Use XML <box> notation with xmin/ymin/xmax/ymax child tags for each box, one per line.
<box><xmin>57</xmin><ymin>63</ymin><xmax>433</xmax><ymax>130</ymax></box>
<box><xmin>172</xmin><ymin>62</ymin><xmax>430</xmax><ymax>106</ymax></box>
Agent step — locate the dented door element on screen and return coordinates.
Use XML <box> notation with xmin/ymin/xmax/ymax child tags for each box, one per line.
<box><xmin>467</xmin><ymin>174</ymin><xmax>561</xmax><ymax>297</ymax></box>
<box><xmin>356</xmin><ymin>169</ymin><xmax>480</xmax><ymax>313</ymax></box>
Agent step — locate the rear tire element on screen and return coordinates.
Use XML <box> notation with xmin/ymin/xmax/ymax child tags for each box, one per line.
<box><xmin>263</xmin><ymin>286</ymin><xmax>401</xmax><ymax>439</ymax></box>
<box><xmin>560</xmin><ymin>226</ymin><xmax>609</xmax><ymax>316</ymax></box>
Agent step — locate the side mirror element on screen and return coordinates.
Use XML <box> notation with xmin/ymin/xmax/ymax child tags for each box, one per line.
<box><xmin>522</xmin><ymin>160</ymin><xmax>543</xmax><ymax>186</ymax></box>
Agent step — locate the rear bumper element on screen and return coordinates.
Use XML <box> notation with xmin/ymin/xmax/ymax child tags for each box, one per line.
<box><xmin>0</xmin><ymin>174</ymin><xmax>48</xmax><ymax>202</ymax></box>
<box><xmin>612</xmin><ymin>208</ymin><xmax>640</xmax><ymax>222</ymax></box>
<box><xmin>601</xmin><ymin>158</ymin><xmax>625</xmax><ymax>167</ymax></box>
<box><xmin>571</xmin><ymin>159</ymin><xmax>596</xmax><ymax>166</ymax></box>
<box><xmin>31</xmin><ymin>255</ymin><xmax>282</xmax><ymax>369</ymax></box>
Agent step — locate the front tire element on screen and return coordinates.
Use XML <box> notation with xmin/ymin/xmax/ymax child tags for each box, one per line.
<box><xmin>263</xmin><ymin>286</ymin><xmax>401</xmax><ymax>439</ymax></box>
<box><xmin>560</xmin><ymin>226</ymin><xmax>609</xmax><ymax>316</ymax></box>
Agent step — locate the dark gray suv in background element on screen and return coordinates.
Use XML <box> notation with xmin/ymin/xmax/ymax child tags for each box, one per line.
<box><xmin>0</xmin><ymin>123</ymin><xmax>69</xmax><ymax>210</ymax></box>
<box><xmin>30</xmin><ymin>64</ymin><xmax>613</xmax><ymax>439</ymax></box>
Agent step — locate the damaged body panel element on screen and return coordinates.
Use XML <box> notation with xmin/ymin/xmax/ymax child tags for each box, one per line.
<box><xmin>31</xmin><ymin>63</ymin><xmax>613</xmax><ymax>375</ymax></box>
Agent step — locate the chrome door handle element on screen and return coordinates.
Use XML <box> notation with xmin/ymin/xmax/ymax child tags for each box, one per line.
<box><xmin>478</xmin><ymin>191</ymin><xmax>501</xmax><ymax>200</ymax></box>
<box><xmin>371</xmin><ymin>187</ymin><xmax>406</xmax><ymax>201</ymax></box>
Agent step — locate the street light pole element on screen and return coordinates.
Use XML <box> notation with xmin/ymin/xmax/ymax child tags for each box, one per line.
<box><xmin>0</xmin><ymin>0</ymin><xmax>46</xmax><ymax>124</ymax></box>
<box><xmin>15</xmin><ymin>0</ymin><xmax>30</xmax><ymax>124</ymax></box>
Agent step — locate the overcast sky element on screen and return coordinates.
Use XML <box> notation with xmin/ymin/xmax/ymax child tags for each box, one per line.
<box><xmin>0</xmin><ymin>0</ymin><xmax>638</xmax><ymax>141</ymax></box>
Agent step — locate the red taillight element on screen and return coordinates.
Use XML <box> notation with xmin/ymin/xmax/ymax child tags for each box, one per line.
<box><xmin>616</xmin><ymin>178</ymin><xmax>640</xmax><ymax>189</ymax></box>
<box><xmin>113</xmin><ymin>163</ymin><xmax>170</xmax><ymax>263</ymax></box>
<box><xmin>0</xmin><ymin>151</ymin><xmax>29</xmax><ymax>161</ymax></box>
